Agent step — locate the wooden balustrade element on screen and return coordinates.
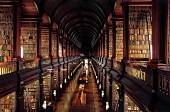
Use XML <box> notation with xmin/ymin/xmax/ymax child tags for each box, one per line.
<box><xmin>0</xmin><ymin>61</ymin><xmax>17</xmax><ymax>75</ymax></box>
<box><xmin>52</xmin><ymin>58</ymin><xmax>58</xmax><ymax>64</ymax></box>
<box><xmin>158</xmin><ymin>68</ymin><xmax>170</xmax><ymax>96</ymax></box>
<box><xmin>23</xmin><ymin>58</ymin><xmax>40</xmax><ymax>69</ymax></box>
<box><xmin>41</xmin><ymin>58</ymin><xmax>51</xmax><ymax>65</ymax></box>
<box><xmin>113</xmin><ymin>60</ymin><xmax>123</xmax><ymax>73</ymax></box>
<box><xmin>59</xmin><ymin>57</ymin><xmax>64</xmax><ymax>64</ymax></box>
<box><xmin>124</xmin><ymin>63</ymin><xmax>153</xmax><ymax>87</ymax></box>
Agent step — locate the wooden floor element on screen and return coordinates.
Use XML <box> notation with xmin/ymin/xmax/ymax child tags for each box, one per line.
<box><xmin>54</xmin><ymin>68</ymin><xmax>105</xmax><ymax>112</ymax></box>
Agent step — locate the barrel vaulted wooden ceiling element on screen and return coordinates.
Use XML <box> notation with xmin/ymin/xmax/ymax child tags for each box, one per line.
<box><xmin>3</xmin><ymin>0</ymin><xmax>151</xmax><ymax>53</ymax></box>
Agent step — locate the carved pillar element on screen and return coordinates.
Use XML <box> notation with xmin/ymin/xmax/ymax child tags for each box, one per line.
<box><xmin>112</xmin><ymin>19</ymin><xmax>116</xmax><ymax>59</ymax></box>
<box><xmin>121</xmin><ymin>1</ymin><xmax>129</xmax><ymax>61</ymax></box>
<box><xmin>109</xmin><ymin>75</ymin><xmax>113</xmax><ymax>111</ymax></box>
<box><xmin>49</xmin><ymin>28</ymin><xmax>52</xmax><ymax>58</ymax></box>
<box><xmin>118</xmin><ymin>84</ymin><xmax>124</xmax><ymax>112</ymax></box>
<box><xmin>151</xmin><ymin>0</ymin><xmax>166</xmax><ymax>63</ymax></box>
<box><xmin>13</xmin><ymin>1</ymin><xmax>21</xmax><ymax>59</ymax></box>
<box><xmin>37</xmin><ymin>20</ymin><xmax>42</xmax><ymax>58</ymax></box>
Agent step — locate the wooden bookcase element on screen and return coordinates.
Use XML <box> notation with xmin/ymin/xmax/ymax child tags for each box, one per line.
<box><xmin>104</xmin><ymin>33</ymin><xmax>108</xmax><ymax>57</ymax></box>
<box><xmin>106</xmin><ymin>73</ymin><xmax>110</xmax><ymax>101</ymax></box>
<box><xmin>43</xmin><ymin>74</ymin><xmax>51</xmax><ymax>101</ymax></box>
<box><xmin>52</xmin><ymin>33</ymin><xmax>57</xmax><ymax>58</ymax></box>
<box><xmin>116</xmin><ymin>21</ymin><xmax>123</xmax><ymax>61</ymax></box>
<box><xmin>59</xmin><ymin>66</ymin><xmax>63</xmax><ymax>88</ymax></box>
<box><xmin>129</xmin><ymin>6</ymin><xmax>152</xmax><ymax>61</ymax></box>
<box><xmin>124</xmin><ymin>94</ymin><xmax>142</xmax><ymax>111</ymax></box>
<box><xmin>58</xmin><ymin>38</ymin><xmax>62</xmax><ymax>57</ymax></box>
<box><xmin>0</xmin><ymin>6</ymin><xmax>13</xmax><ymax>62</ymax></box>
<box><xmin>41</xmin><ymin>29</ymin><xmax>49</xmax><ymax>58</ymax></box>
<box><xmin>108</xmin><ymin>28</ymin><xmax>113</xmax><ymax>59</ymax></box>
<box><xmin>24</xmin><ymin>80</ymin><xmax>39</xmax><ymax>112</ymax></box>
<box><xmin>112</xmin><ymin>82</ymin><xmax>119</xmax><ymax>112</ymax></box>
<box><xmin>0</xmin><ymin>92</ymin><xmax>16</xmax><ymax>112</ymax></box>
<box><xmin>21</xmin><ymin>22</ymin><xmax>37</xmax><ymax>60</ymax></box>
<box><xmin>168</xmin><ymin>1</ymin><xmax>170</xmax><ymax>65</ymax></box>
<box><xmin>53</xmin><ymin>69</ymin><xmax>58</xmax><ymax>91</ymax></box>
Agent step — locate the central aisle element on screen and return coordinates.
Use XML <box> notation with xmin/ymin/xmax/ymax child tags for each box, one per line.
<box><xmin>54</xmin><ymin>67</ymin><xmax>105</xmax><ymax>112</ymax></box>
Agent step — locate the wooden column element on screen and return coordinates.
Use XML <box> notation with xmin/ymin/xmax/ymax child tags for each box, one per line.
<box><xmin>106</xmin><ymin>29</ymin><xmax>109</xmax><ymax>58</ymax></box>
<box><xmin>50</xmin><ymin>71</ymin><xmax>54</xmax><ymax>101</ymax></box>
<box><xmin>109</xmin><ymin>75</ymin><xmax>113</xmax><ymax>111</ymax></box>
<box><xmin>101</xmin><ymin>35</ymin><xmax>103</xmax><ymax>57</ymax></box>
<box><xmin>13</xmin><ymin>2</ymin><xmax>24</xmax><ymax>112</ymax></box>
<box><xmin>56</xmin><ymin>30</ymin><xmax>59</xmax><ymax>61</ymax></box>
<box><xmin>118</xmin><ymin>84</ymin><xmax>124</xmax><ymax>112</ymax></box>
<box><xmin>49</xmin><ymin>28</ymin><xmax>52</xmax><ymax>58</ymax></box>
<box><xmin>112</xmin><ymin>19</ymin><xmax>116</xmax><ymax>59</ymax></box>
<box><xmin>152</xmin><ymin>0</ymin><xmax>167</xmax><ymax>63</ymax></box>
<box><xmin>100</xmin><ymin>38</ymin><xmax>102</xmax><ymax>57</ymax></box>
<box><xmin>37</xmin><ymin>20</ymin><xmax>42</xmax><ymax>58</ymax></box>
<box><xmin>13</xmin><ymin>2</ymin><xmax>21</xmax><ymax>60</ymax></box>
<box><xmin>121</xmin><ymin>1</ymin><xmax>129</xmax><ymax>61</ymax></box>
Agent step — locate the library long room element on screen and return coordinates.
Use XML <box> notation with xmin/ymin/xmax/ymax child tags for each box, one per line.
<box><xmin>0</xmin><ymin>0</ymin><xmax>170</xmax><ymax>112</ymax></box>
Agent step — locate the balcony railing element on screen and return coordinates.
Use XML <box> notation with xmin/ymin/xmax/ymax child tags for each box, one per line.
<box><xmin>0</xmin><ymin>61</ymin><xmax>17</xmax><ymax>75</ymax></box>
<box><xmin>23</xmin><ymin>58</ymin><xmax>39</xmax><ymax>69</ymax></box>
<box><xmin>158</xmin><ymin>67</ymin><xmax>170</xmax><ymax>96</ymax></box>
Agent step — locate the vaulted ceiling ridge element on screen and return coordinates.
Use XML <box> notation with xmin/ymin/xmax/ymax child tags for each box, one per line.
<box><xmin>53</xmin><ymin>0</ymin><xmax>106</xmax><ymax>25</ymax></box>
<box><xmin>59</xmin><ymin>11</ymin><xmax>102</xmax><ymax>29</ymax></box>
<box><xmin>71</xmin><ymin>28</ymin><xmax>97</xmax><ymax>37</ymax></box>
<box><xmin>66</xmin><ymin>21</ymin><xmax>100</xmax><ymax>34</ymax></box>
<box><xmin>68</xmin><ymin>24</ymin><xmax>97</xmax><ymax>38</ymax></box>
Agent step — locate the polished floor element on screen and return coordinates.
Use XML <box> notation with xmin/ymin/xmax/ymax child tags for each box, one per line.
<box><xmin>54</xmin><ymin>67</ymin><xmax>105</xmax><ymax>112</ymax></box>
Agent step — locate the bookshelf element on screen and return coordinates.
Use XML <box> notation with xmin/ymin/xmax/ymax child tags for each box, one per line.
<box><xmin>168</xmin><ymin>1</ymin><xmax>170</xmax><ymax>65</ymax></box>
<box><xmin>116</xmin><ymin>21</ymin><xmax>123</xmax><ymax>61</ymax></box>
<box><xmin>124</xmin><ymin>94</ymin><xmax>142</xmax><ymax>111</ymax></box>
<box><xmin>59</xmin><ymin>66</ymin><xmax>63</xmax><ymax>89</ymax></box>
<box><xmin>41</xmin><ymin>29</ymin><xmax>49</xmax><ymax>58</ymax></box>
<box><xmin>102</xmin><ymin>69</ymin><xmax>105</xmax><ymax>91</ymax></box>
<box><xmin>104</xmin><ymin>33</ymin><xmax>108</xmax><ymax>57</ymax></box>
<box><xmin>108</xmin><ymin>28</ymin><xmax>113</xmax><ymax>59</ymax></box>
<box><xmin>58</xmin><ymin>38</ymin><xmax>62</xmax><ymax>57</ymax></box>
<box><xmin>0</xmin><ymin>6</ymin><xmax>13</xmax><ymax>62</ymax></box>
<box><xmin>53</xmin><ymin>69</ymin><xmax>58</xmax><ymax>91</ymax></box>
<box><xmin>63</xmin><ymin>39</ymin><xmax>66</xmax><ymax>57</ymax></box>
<box><xmin>0</xmin><ymin>62</ymin><xmax>17</xmax><ymax>75</ymax></box>
<box><xmin>106</xmin><ymin>73</ymin><xmax>110</xmax><ymax>101</ymax></box>
<box><xmin>24</xmin><ymin>80</ymin><xmax>39</xmax><ymax>112</ymax></box>
<box><xmin>43</xmin><ymin>74</ymin><xmax>51</xmax><ymax>101</ymax></box>
<box><xmin>129</xmin><ymin>6</ymin><xmax>152</xmax><ymax>61</ymax></box>
<box><xmin>52</xmin><ymin>33</ymin><xmax>57</xmax><ymax>58</ymax></box>
<box><xmin>0</xmin><ymin>92</ymin><xmax>16</xmax><ymax>112</ymax></box>
<box><xmin>112</xmin><ymin>82</ymin><xmax>119</xmax><ymax>112</ymax></box>
<box><xmin>21</xmin><ymin>22</ymin><xmax>37</xmax><ymax>60</ymax></box>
